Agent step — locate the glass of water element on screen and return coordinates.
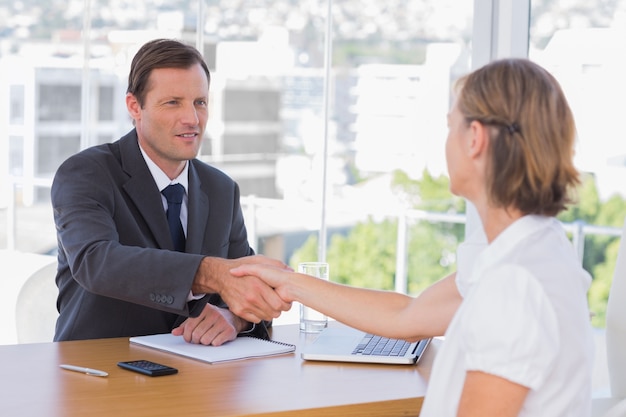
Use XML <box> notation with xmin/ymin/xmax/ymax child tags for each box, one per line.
<box><xmin>297</xmin><ymin>262</ymin><xmax>329</xmax><ymax>332</ymax></box>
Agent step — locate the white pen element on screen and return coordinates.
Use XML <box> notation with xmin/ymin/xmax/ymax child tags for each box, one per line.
<box><xmin>59</xmin><ymin>364</ymin><xmax>109</xmax><ymax>377</ymax></box>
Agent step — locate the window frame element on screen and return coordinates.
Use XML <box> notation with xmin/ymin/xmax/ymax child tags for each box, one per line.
<box><xmin>4</xmin><ymin>0</ymin><xmax>533</xmax><ymax>257</ymax></box>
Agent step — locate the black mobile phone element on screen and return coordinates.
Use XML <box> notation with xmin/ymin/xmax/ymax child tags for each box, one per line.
<box><xmin>117</xmin><ymin>360</ymin><xmax>178</xmax><ymax>377</ymax></box>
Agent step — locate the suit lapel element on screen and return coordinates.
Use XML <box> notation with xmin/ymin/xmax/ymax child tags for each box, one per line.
<box><xmin>118</xmin><ymin>131</ymin><xmax>174</xmax><ymax>250</ymax></box>
<box><xmin>186</xmin><ymin>161</ymin><xmax>209</xmax><ymax>254</ymax></box>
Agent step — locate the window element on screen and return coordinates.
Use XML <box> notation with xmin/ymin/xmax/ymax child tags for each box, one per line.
<box><xmin>530</xmin><ymin>0</ymin><xmax>626</xmax><ymax>327</ymax></box>
<box><xmin>1</xmin><ymin>1</ymin><xmax>623</xmax><ymax>326</ymax></box>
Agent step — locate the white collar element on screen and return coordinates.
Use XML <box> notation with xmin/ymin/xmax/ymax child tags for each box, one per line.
<box><xmin>469</xmin><ymin>215</ymin><xmax>557</xmax><ymax>284</ymax></box>
<box><xmin>138</xmin><ymin>144</ymin><xmax>189</xmax><ymax>193</ymax></box>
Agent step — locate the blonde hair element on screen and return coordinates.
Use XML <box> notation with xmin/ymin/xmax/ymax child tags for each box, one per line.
<box><xmin>455</xmin><ymin>58</ymin><xmax>579</xmax><ymax>216</ymax></box>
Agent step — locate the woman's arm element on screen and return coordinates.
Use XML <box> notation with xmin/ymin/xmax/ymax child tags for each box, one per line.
<box><xmin>457</xmin><ymin>371</ymin><xmax>529</xmax><ymax>417</ymax></box>
<box><xmin>231</xmin><ymin>265</ymin><xmax>462</xmax><ymax>341</ymax></box>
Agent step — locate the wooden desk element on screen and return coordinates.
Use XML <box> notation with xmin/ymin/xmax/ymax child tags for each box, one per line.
<box><xmin>0</xmin><ymin>324</ymin><xmax>437</xmax><ymax>417</ymax></box>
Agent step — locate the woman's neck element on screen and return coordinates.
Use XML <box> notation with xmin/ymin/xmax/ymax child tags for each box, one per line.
<box><xmin>477</xmin><ymin>204</ymin><xmax>524</xmax><ymax>243</ymax></box>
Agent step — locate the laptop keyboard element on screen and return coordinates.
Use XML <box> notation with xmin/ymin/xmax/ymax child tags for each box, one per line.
<box><xmin>351</xmin><ymin>334</ymin><xmax>411</xmax><ymax>357</ymax></box>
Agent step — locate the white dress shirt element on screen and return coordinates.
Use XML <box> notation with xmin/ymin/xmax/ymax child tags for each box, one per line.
<box><xmin>139</xmin><ymin>145</ymin><xmax>189</xmax><ymax>237</ymax></box>
<box><xmin>421</xmin><ymin>215</ymin><xmax>594</xmax><ymax>417</ymax></box>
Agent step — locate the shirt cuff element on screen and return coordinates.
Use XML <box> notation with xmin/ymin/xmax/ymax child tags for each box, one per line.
<box><xmin>237</xmin><ymin>322</ymin><xmax>256</xmax><ymax>334</ymax></box>
<box><xmin>187</xmin><ymin>291</ymin><xmax>206</xmax><ymax>302</ymax></box>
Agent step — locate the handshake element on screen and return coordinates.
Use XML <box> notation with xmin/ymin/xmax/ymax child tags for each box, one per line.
<box><xmin>178</xmin><ymin>255</ymin><xmax>330</xmax><ymax>347</ymax></box>
<box><xmin>193</xmin><ymin>255</ymin><xmax>301</xmax><ymax>324</ymax></box>
<box><xmin>231</xmin><ymin>259</ymin><xmax>331</xmax><ymax>333</ymax></box>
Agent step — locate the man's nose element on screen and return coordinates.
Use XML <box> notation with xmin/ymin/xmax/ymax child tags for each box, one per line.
<box><xmin>180</xmin><ymin>103</ymin><xmax>199</xmax><ymax>125</ymax></box>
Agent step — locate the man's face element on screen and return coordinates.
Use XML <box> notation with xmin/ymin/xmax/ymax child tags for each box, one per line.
<box><xmin>126</xmin><ymin>63</ymin><xmax>209</xmax><ymax>179</ymax></box>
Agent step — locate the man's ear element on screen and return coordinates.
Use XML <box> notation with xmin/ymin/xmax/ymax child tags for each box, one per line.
<box><xmin>467</xmin><ymin>120</ymin><xmax>488</xmax><ymax>159</ymax></box>
<box><xmin>126</xmin><ymin>93</ymin><xmax>141</xmax><ymax>120</ymax></box>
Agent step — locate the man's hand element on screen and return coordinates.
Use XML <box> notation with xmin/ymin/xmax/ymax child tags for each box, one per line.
<box><xmin>230</xmin><ymin>263</ymin><xmax>296</xmax><ymax>303</ymax></box>
<box><xmin>172</xmin><ymin>303</ymin><xmax>247</xmax><ymax>346</ymax></box>
<box><xmin>192</xmin><ymin>255</ymin><xmax>292</xmax><ymax>323</ymax></box>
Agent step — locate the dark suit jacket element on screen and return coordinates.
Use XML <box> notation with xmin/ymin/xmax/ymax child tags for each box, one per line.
<box><xmin>51</xmin><ymin>129</ymin><xmax>254</xmax><ymax>341</ymax></box>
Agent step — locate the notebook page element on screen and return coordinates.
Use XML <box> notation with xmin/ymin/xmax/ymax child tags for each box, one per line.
<box><xmin>130</xmin><ymin>333</ymin><xmax>295</xmax><ymax>364</ymax></box>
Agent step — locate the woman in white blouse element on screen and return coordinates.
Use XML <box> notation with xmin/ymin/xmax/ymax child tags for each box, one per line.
<box><xmin>233</xmin><ymin>58</ymin><xmax>594</xmax><ymax>417</ymax></box>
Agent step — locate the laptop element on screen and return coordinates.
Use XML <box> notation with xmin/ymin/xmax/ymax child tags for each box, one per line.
<box><xmin>301</xmin><ymin>325</ymin><xmax>431</xmax><ymax>365</ymax></box>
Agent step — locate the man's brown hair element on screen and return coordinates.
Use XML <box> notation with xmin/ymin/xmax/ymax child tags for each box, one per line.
<box><xmin>127</xmin><ymin>38</ymin><xmax>210</xmax><ymax>107</ymax></box>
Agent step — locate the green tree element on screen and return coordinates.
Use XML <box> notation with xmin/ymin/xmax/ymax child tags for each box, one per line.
<box><xmin>290</xmin><ymin>170</ymin><xmax>462</xmax><ymax>293</ymax></box>
<box><xmin>328</xmin><ymin>219</ymin><xmax>399</xmax><ymax>289</ymax></box>
<box><xmin>574</xmin><ymin>184</ymin><xmax>626</xmax><ymax>328</ymax></box>
<box><xmin>406</xmin><ymin>221</ymin><xmax>458</xmax><ymax>294</ymax></box>
<box><xmin>589</xmin><ymin>238</ymin><xmax>620</xmax><ymax>327</ymax></box>
<box><xmin>289</xmin><ymin>217</ymin><xmax>458</xmax><ymax>294</ymax></box>
<box><xmin>392</xmin><ymin>169</ymin><xmax>465</xmax><ymax>213</ymax></box>
<box><xmin>393</xmin><ymin>169</ymin><xmax>464</xmax><ymax>294</ymax></box>
<box><xmin>558</xmin><ymin>173</ymin><xmax>626</xmax><ymax>328</ymax></box>
<box><xmin>289</xmin><ymin>220</ymin><xmax>402</xmax><ymax>290</ymax></box>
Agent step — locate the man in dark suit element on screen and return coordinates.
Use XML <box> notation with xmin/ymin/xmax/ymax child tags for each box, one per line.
<box><xmin>51</xmin><ymin>39</ymin><xmax>290</xmax><ymax>345</ymax></box>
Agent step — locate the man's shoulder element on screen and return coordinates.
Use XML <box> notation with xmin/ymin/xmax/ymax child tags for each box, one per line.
<box><xmin>190</xmin><ymin>158</ymin><xmax>234</xmax><ymax>183</ymax></box>
<box><xmin>62</xmin><ymin>131</ymin><xmax>135</xmax><ymax>164</ymax></box>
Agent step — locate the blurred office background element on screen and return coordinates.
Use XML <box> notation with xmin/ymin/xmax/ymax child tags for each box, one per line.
<box><xmin>1</xmin><ymin>0</ymin><xmax>626</xmax><ymax>393</ymax></box>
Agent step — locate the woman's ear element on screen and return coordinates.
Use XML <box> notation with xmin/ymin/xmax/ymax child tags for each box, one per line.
<box><xmin>467</xmin><ymin>120</ymin><xmax>489</xmax><ymax>160</ymax></box>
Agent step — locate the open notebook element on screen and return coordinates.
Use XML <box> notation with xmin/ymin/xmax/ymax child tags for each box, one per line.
<box><xmin>301</xmin><ymin>325</ymin><xmax>431</xmax><ymax>365</ymax></box>
<box><xmin>130</xmin><ymin>333</ymin><xmax>295</xmax><ymax>364</ymax></box>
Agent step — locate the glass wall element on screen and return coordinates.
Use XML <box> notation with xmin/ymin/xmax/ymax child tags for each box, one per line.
<box><xmin>529</xmin><ymin>0</ymin><xmax>626</xmax><ymax>327</ymax></box>
<box><xmin>1</xmin><ymin>0</ymin><xmax>624</xmax><ymax>326</ymax></box>
<box><xmin>0</xmin><ymin>0</ymin><xmax>472</xmax><ymax>281</ymax></box>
